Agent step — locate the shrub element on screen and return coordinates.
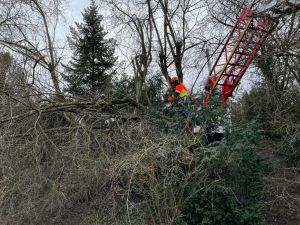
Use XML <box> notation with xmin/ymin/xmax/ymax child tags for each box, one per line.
<box><xmin>233</xmin><ymin>84</ymin><xmax>300</xmax><ymax>167</ymax></box>
<box><xmin>182</xmin><ymin>122</ymin><xmax>269</xmax><ymax>225</ymax></box>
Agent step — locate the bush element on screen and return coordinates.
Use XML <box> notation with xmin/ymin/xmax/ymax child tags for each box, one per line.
<box><xmin>0</xmin><ymin>96</ymin><xmax>270</xmax><ymax>225</ymax></box>
<box><xmin>279</xmin><ymin>131</ymin><xmax>300</xmax><ymax>167</ymax></box>
<box><xmin>233</xmin><ymin>84</ymin><xmax>300</xmax><ymax>167</ymax></box>
<box><xmin>182</xmin><ymin>122</ymin><xmax>269</xmax><ymax>225</ymax></box>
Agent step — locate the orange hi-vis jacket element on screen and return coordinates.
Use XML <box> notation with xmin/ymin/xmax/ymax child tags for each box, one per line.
<box><xmin>175</xmin><ymin>83</ymin><xmax>188</xmax><ymax>98</ymax></box>
<box><xmin>167</xmin><ymin>83</ymin><xmax>188</xmax><ymax>102</ymax></box>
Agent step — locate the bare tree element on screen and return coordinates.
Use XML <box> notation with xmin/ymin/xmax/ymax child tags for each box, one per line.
<box><xmin>104</xmin><ymin>0</ymin><xmax>153</xmax><ymax>103</ymax></box>
<box><xmin>0</xmin><ymin>0</ymin><xmax>65</xmax><ymax>100</ymax></box>
<box><xmin>257</xmin><ymin>11</ymin><xmax>300</xmax><ymax>89</ymax></box>
<box><xmin>105</xmin><ymin>0</ymin><xmax>208</xmax><ymax>94</ymax></box>
<box><xmin>148</xmin><ymin>0</ymin><xmax>207</xmax><ymax>84</ymax></box>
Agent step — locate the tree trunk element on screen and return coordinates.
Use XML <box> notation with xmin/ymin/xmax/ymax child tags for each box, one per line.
<box><xmin>135</xmin><ymin>77</ymin><xmax>143</xmax><ymax>104</ymax></box>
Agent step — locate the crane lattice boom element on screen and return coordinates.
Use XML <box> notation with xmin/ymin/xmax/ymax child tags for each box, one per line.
<box><xmin>203</xmin><ymin>0</ymin><xmax>300</xmax><ymax>105</ymax></box>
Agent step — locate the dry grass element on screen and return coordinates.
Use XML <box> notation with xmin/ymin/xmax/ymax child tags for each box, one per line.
<box><xmin>0</xmin><ymin>96</ymin><xmax>205</xmax><ymax>225</ymax></box>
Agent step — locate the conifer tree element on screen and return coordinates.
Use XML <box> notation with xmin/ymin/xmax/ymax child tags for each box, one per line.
<box><xmin>65</xmin><ymin>0</ymin><xmax>117</xmax><ymax>97</ymax></box>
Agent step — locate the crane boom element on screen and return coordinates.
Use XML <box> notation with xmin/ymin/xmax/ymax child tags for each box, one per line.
<box><xmin>203</xmin><ymin>0</ymin><xmax>300</xmax><ymax>105</ymax></box>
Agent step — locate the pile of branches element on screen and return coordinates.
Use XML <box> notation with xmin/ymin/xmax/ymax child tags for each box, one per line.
<box><xmin>0</xmin><ymin>92</ymin><xmax>196</xmax><ymax>224</ymax></box>
<box><xmin>0</xmin><ymin>92</ymin><xmax>269</xmax><ymax>225</ymax></box>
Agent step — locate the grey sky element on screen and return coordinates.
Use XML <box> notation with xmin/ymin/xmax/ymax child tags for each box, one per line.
<box><xmin>61</xmin><ymin>0</ymin><xmax>128</xmax><ymax>69</ymax></box>
<box><xmin>60</xmin><ymin>0</ymin><xmax>256</xmax><ymax>94</ymax></box>
<box><xmin>66</xmin><ymin>0</ymin><xmax>90</xmax><ymax>25</ymax></box>
<box><xmin>57</xmin><ymin>0</ymin><xmax>90</xmax><ymax>60</ymax></box>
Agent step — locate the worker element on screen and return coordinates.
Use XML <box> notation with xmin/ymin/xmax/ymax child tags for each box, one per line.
<box><xmin>167</xmin><ymin>76</ymin><xmax>189</xmax><ymax>103</ymax></box>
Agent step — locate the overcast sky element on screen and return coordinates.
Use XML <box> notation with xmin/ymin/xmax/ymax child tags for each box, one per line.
<box><xmin>60</xmin><ymin>0</ymin><xmax>256</xmax><ymax>94</ymax></box>
<box><xmin>66</xmin><ymin>0</ymin><xmax>90</xmax><ymax>24</ymax></box>
<box><xmin>57</xmin><ymin>0</ymin><xmax>93</xmax><ymax>60</ymax></box>
<box><xmin>60</xmin><ymin>0</ymin><xmax>114</xmax><ymax>51</ymax></box>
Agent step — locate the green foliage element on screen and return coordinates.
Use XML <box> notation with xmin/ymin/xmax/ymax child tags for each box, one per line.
<box><xmin>279</xmin><ymin>133</ymin><xmax>300</xmax><ymax>167</ymax></box>
<box><xmin>146</xmin><ymin>96</ymin><xmax>269</xmax><ymax>225</ymax></box>
<box><xmin>0</xmin><ymin>52</ymin><xmax>12</xmax><ymax>88</ymax></box>
<box><xmin>234</xmin><ymin>83</ymin><xmax>300</xmax><ymax>166</ymax></box>
<box><xmin>113</xmin><ymin>73</ymin><xmax>136</xmax><ymax>98</ymax></box>
<box><xmin>183</xmin><ymin>185</ymin><xmax>264</xmax><ymax>225</ymax></box>
<box><xmin>64</xmin><ymin>0</ymin><xmax>117</xmax><ymax>97</ymax></box>
<box><xmin>148</xmin><ymin>102</ymin><xmax>191</xmax><ymax>134</ymax></box>
<box><xmin>195</xmin><ymin>93</ymin><xmax>224</xmax><ymax>134</ymax></box>
<box><xmin>144</xmin><ymin>73</ymin><xmax>165</xmax><ymax>107</ymax></box>
<box><xmin>113</xmin><ymin>73</ymin><xmax>165</xmax><ymax>106</ymax></box>
<box><xmin>183</xmin><ymin>121</ymin><xmax>269</xmax><ymax>225</ymax></box>
<box><xmin>147</xmin><ymin>93</ymin><xmax>223</xmax><ymax>135</ymax></box>
<box><xmin>233</xmin><ymin>85</ymin><xmax>277</xmax><ymax>136</ymax></box>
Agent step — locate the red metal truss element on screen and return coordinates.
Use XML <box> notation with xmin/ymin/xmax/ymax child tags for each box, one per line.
<box><xmin>203</xmin><ymin>5</ymin><xmax>276</xmax><ymax>105</ymax></box>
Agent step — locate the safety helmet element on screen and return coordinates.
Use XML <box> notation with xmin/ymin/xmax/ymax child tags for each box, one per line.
<box><xmin>171</xmin><ymin>76</ymin><xmax>179</xmax><ymax>83</ymax></box>
<box><xmin>167</xmin><ymin>95</ymin><xmax>174</xmax><ymax>102</ymax></box>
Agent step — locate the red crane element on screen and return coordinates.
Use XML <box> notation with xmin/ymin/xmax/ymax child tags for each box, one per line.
<box><xmin>203</xmin><ymin>0</ymin><xmax>300</xmax><ymax>106</ymax></box>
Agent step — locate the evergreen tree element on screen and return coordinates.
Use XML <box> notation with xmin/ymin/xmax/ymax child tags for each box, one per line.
<box><xmin>65</xmin><ymin>0</ymin><xmax>117</xmax><ymax>97</ymax></box>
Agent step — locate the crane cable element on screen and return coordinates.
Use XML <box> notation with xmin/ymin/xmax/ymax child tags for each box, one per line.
<box><xmin>190</xmin><ymin>33</ymin><xmax>229</xmax><ymax>94</ymax></box>
<box><xmin>190</xmin><ymin>0</ymin><xmax>251</xmax><ymax>94</ymax></box>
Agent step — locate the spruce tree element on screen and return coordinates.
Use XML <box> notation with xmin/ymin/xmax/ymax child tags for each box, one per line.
<box><xmin>65</xmin><ymin>0</ymin><xmax>117</xmax><ymax>97</ymax></box>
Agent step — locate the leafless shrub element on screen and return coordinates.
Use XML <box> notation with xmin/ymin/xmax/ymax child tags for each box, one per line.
<box><xmin>0</xmin><ymin>94</ymin><xmax>205</xmax><ymax>225</ymax></box>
